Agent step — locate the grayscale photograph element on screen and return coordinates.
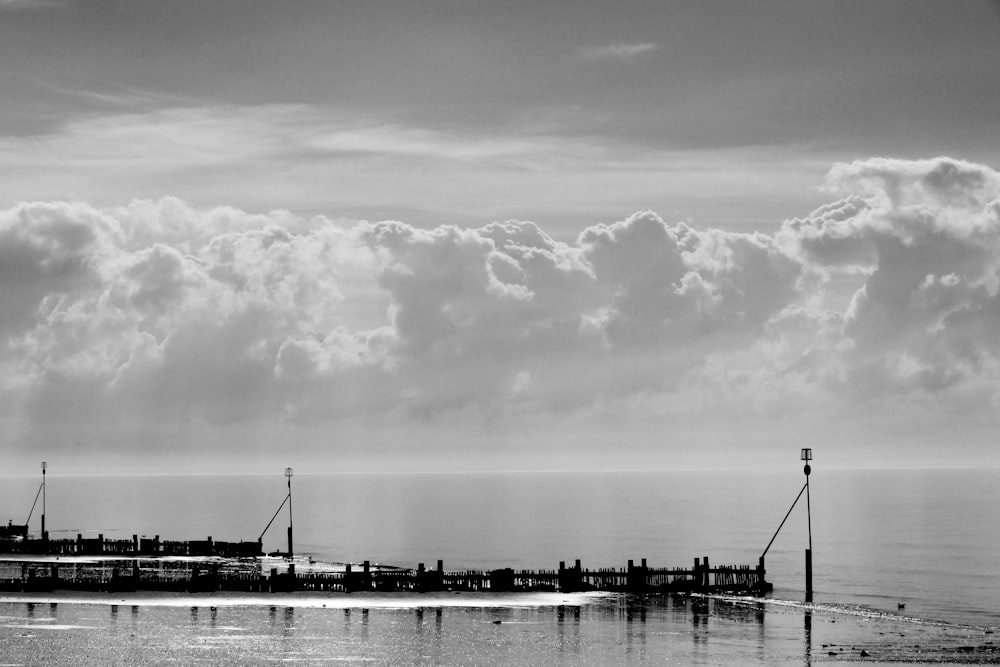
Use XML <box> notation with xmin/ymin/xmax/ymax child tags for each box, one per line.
<box><xmin>1</xmin><ymin>1</ymin><xmax>999</xmax><ymax>664</ymax></box>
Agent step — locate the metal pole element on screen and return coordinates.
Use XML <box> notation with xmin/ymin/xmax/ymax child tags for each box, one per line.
<box><xmin>802</xmin><ymin>450</ymin><xmax>813</xmax><ymax>601</ymax></box>
<box><xmin>41</xmin><ymin>462</ymin><xmax>47</xmax><ymax>540</ymax></box>
<box><xmin>258</xmin><ymin>493</ymin><xmax>289</xmax><ymax>542</ymax></box>
<box><xmin>285</xmin><ymin>468</ymin><xmax>293</xmax><ymax>559</ymax></box>
<box><xmin>806</xmin><ymin>468</ymin><xmax>812</xmax><ymax>552</ymax></box>
<box><xmin>760</xmin><ymin>481</ymin><xmax>808</xmax><ymax>560</ymax></box>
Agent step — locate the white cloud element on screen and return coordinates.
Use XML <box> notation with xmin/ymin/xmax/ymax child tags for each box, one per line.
<box><xmin>580</xmin><ymin>42</ymin><xmax>660</xmax><ymax>61</ymax></box>
<box><xmin>0</xmin><ymin>103</ymin><xmax>828</xmax><ymax>232</ymax></box>
<box><xmin>0</xmin><ymin>0</ymin><xmax>65</xmax><ymax>9</ymax></box>
<box><xmin>3</xmin><ymin>156</ymin><xmax>1000</xmax><ymax>468</ymax></box>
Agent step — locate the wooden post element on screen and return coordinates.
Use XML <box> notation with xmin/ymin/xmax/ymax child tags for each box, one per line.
<box><xmin>805</xmin><ymin>549</ymin><xmax>813</xmax><ymax>601</ymax></box>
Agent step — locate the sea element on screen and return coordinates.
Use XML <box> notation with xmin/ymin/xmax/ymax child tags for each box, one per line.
<box><xmin>1</xmin><ymin>468</ymin><xmax>998</xmax><ymax>664</ymax></box>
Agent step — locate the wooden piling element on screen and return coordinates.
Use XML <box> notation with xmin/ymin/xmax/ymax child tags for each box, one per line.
<box><xmin>0</xmin><ymin>539</ymin><xmax>773</xmax><ymax>595</ymax></box>
<box><xmin>805</xmin><ymin>548</ymin><xmax>813</xmax><ymax>601</ymax></box>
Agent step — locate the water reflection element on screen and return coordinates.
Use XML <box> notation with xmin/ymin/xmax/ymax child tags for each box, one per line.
<box><xmin>624</xmin><ymin>599</ymin><xmax>647</xmax><ymax>659</ymax></box>
<box><xmin>804</xmin><ymin>609</ymin><xmax>813</xmax><ymax>666</ymax></box>
<box><xmin>692</xmin><ymin>597</ymin><xmax>709</xmax><ymax>656</ymax></box>
<box><xmin>413</xmin><ymin>607</ymin><xmax>444</xmax><ymax>663</ymax></box>
<box><xmin>576</xmin><ymin>595</ymin><xmax>774</xmax><ymax>661</ymax></box>
<box><xmin>0</xmin><ymin>594</ymin><xmax>844</xmax><ymax>665</ymax></box>
<box><xmin>556</xmin><ymin>604</ymin><xmax>581</xmax><ymax>658</ymax></box>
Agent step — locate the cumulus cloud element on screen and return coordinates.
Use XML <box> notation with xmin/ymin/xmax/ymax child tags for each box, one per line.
<box><xmin>781</xmin><ymin>156</ymin><xmax>1000</xmax><ymax>403</ymax></box>
<box><xmin>3</xmin><ymin>156</ymin><xmax>1000</xmax><ymax>466</ymax></box>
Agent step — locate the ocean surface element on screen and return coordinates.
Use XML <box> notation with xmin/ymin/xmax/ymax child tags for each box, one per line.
<box><xmin>1</xmin><ymin>468</ymin><xmax>998</xmax><ymax>664</ymax></box>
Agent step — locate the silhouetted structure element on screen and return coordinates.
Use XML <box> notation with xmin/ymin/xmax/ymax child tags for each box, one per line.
<box><xmin>257</xmin><ymin>467</ymin><xmax>294</xmax><ymax>558</ymax></box>
<box><xmin>0</xmin><ymin>463</ymin><xmax>794</xmax><ymax>597</ymax></box>
<box><xmin>0</xmin><ymin>534</ymin><xmax>262</xmax><ymax>558</ymax></box>
<box><xmin>0</xmin><ymin>555</ymin><xmax>771</xmax><ymax>595</ymax></box>
<box><xmin>0</xmin><ymin>521</ymin><xmax>28</xmax><ymax>540</ymax></box>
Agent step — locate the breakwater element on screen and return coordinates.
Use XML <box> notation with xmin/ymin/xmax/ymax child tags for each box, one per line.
<box><xmin>0</xmin><ymin>534</ymin><xmax>262</xmax><ymax>558</ymax></box>
<box><xmin>0</xmin><ymin>555</ymin><xmax>771</xmax><ymax>595</ymax></box>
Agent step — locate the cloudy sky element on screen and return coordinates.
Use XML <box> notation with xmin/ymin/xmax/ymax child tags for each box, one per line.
<box><xmin>2</xmin><ymin>1</ymin><xmax>999</xmax><ymax>473</ymax></box>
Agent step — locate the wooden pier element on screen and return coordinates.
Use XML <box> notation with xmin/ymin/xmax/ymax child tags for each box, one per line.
<box><xmin>0</xmin><ymin>552</ymin><xmax>771</xmax><ymax>596</ymax></box>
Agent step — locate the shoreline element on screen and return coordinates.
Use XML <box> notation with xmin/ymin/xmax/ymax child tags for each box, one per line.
<box><xmin>0</xmin><ymin>589</ymin><xmax>608</xmax><ymax>608</ymax></box>
<box><xmin>4</xmin><ymin>590</ymin><xmax>999</xmax><ymax>663</ymax></box>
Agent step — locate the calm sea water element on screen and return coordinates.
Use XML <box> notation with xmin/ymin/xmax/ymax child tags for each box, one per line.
<box><xmin>1</xmin><ymin>469</ymin><xmax>998</xmax><ymax>664</ymax></box>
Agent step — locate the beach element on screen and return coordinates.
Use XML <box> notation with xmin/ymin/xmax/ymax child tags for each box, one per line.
<box><xmin>1</xmin><ymin>469</ymin><xmax>998</xmax><ymax>664</ymax></box>
<box><xmin>2</xmin><ymin>591</ymin><xmax>999</xmax><ymax>665</ymax></box>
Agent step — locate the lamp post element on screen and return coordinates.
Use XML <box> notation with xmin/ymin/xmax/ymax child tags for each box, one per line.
<box><xmin>40</xmin><ymin>462</ymin><xmax>47</xmax><ymax>541</ymax></box>
<box><xmin>285</xmin><ymin>467</ymin><xmax>294</xmax><ymax>559</ymax></box>
<box><xmin>801</xmin><ymin>448</ymin><xmax>813</xmax><ymax>601</ymax></box>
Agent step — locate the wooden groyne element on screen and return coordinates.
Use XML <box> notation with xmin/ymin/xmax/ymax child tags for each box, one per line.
<box><xmin>0</xmin><ymin>461</ymin><xmax>809</xmax><ymax>599</ymax></box>
<box><xmin>0</xmin><ymin>555</ymin><xmax>771</xmax><ymax>596</ymax></box>
<box><xmin>0</xmin><ymin>535</ymin><xmax>262</xmax><ymax>559</ymax></box>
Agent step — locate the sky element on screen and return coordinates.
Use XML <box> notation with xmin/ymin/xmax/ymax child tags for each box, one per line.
<box><xmin>1</xmin><ymin>0</ymin><xmax>999</xmax><ymax>474</ymax></box>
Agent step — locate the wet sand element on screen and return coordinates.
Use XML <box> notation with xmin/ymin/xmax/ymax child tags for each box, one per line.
<box><xmin>2</xmin><ymin>591</ymin><xmax>998</xmax><ymax>664</ymax></box>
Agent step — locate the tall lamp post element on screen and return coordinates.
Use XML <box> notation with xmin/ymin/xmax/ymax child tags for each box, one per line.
<box><xmin>801</xmin><ymin>448</ymin><xmax>813</xmax><ymax>601</ymax></box>
<box><xmin>285</xmin><ymin>467</ymin><xmax>294</xmax><ymax>559</ymax></box>
<box><xmin>40</xmin><ymin>461</ymin><xmax>47</xmax><ymax>541</ymax></box>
